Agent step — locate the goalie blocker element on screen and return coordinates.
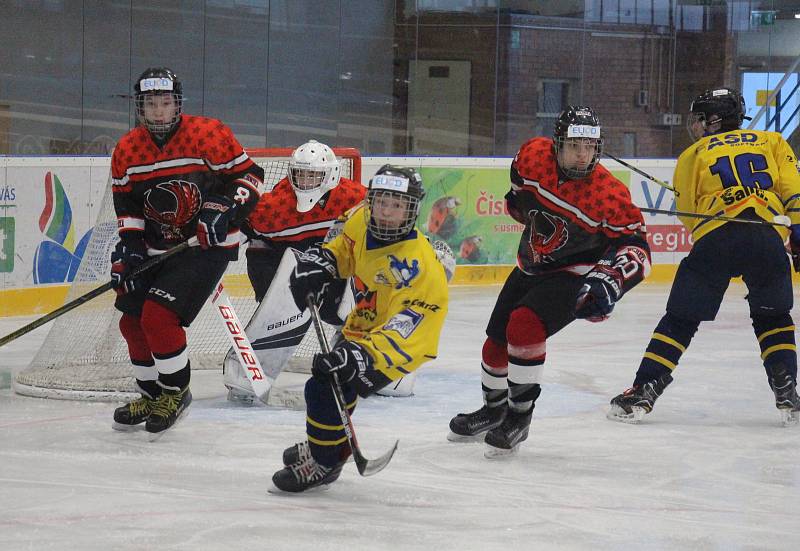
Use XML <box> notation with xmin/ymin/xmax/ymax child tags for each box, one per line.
<box><xmin>223</xmin><ymin>240</ymin><xmax>456</xmax><ymax>403</ymax></box>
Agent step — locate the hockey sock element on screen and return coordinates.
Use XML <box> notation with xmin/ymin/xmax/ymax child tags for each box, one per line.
<box><xmin>304</xmin><ymin>376</ymin><xmax>357</xmax><ymax>467</ymax></box>
<box><xmin>752</xmin><ymin>313</ymin><xmax>797</xmax><ymax>380</ymax></box>
<box><xmin>141</xmin><ymin>300</ymin><xmax>190</xmax><ymax>389</ymax></box>
<box><xmin>481</xmin><ymin>337</ymin><xmax>508</xmax><ymax>408</ymax></box>
<box><xmin>634</xmin><ymin>312</ymin><xmax>698</xmax><ymax>386</ymax></box>
<box><xmin>506</xmin><ymin>307</ymin><xmax>545</xmax><ymax>413</ymax></box>
<box><xmin>119</xmin><ymin>314</ymin><xmax>158</xmax><ymax>392</ymax></box>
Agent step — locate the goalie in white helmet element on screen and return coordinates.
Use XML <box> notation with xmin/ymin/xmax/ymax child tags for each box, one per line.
<box><xmin>243</xmin><ymin>140</ymin><xmax>365</xmax><ymax>302</ymax></box>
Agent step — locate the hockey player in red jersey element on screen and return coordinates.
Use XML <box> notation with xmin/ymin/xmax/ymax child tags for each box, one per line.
<box><xmin>448</xmin><ymin>106</ymin><xmax>651</xmax><ymax>457</ymax></box>
<box><xmin>243</xmin><ymin>140</ymin><xmax>365</xmax><ymax>302</ymax></box>
<box><xmin>110</xmin><ymin>67</ymin><xmax>263</xmax><ymax>437</ymax></box>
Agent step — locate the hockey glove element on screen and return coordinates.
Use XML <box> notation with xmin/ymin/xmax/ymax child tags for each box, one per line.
<box><xmin>504</xmin><ymin>190</ymin><xmax>528</xmax><ymax>225</ymax></box>
<box><xmin>790</xmin><ymin>225</ymin><xmax>800</xmax><ymax>272</ymax></box>
<box><xmin>196</xmin><ymin>195</ymin><xmax>237</xmax><ymax>250</ymax></box>
<box><xmin>311</xmin><ymin>341</ymin><xmax>372</xmax><ymax>385</ymax></box>
<box><xmin>575</xmin><ymin>266</ymin><xmax>622</xmax><ymax>323</ymax></box>
<box><xmin>110</xmin><ymin>238</ymin><xmax>147</xmax><ymax>295</ymax></box>
<box><xmin>289</xmin><ymin>246</ymin><xmax>339</xmax><ymax>312</ymax></box>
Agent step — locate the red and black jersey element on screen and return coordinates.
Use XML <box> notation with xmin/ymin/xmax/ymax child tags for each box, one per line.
<box><xmin>111</xmin><ymin>114</ymin><xmax>263</xmax><ymax>259</ymax></box>
<box><xmin>244</xmin><ymin>176</ymin><xmax>366</xmax><ymax>248</ymax></box>
<box><xmin>509</xmin><ymin>137</ymin><xmax>648</xmax><ymax>276</ymax></box>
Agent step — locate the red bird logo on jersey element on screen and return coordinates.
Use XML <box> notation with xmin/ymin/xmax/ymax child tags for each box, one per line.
<box><xmin>528</xmin><ymin>210</ymin><xmax>568</xmax><ymax>263</ymax></box>
<box><xmin>143</xmin><ymin>180</ymin><xmax>202</xmax><ymax>240</ymax></box>
<box><xmin>353</xmin><ymin>275</ymin><xmax>378</xmax><ymax>320</ymax></box>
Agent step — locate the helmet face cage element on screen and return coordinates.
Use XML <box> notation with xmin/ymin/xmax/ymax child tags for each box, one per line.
<box><xmin>686</xmin><ymin>88</ymin><xmax>746</xmax><ymax>141</ymax></box>
<box><xmin>288</xmin><ymin>140</ymin><xmax>341</xmax><ymax>212</ymax></box>
<box><xmin>134</xmin><ymin>68</ymin><xmax>183</xmax><ymax>139</ymax></box>
<box><xmin>365</xmin><ymin>165</ymin><xmax>425</xmax><ymax>242</ymax></box>
<box><xmin>553</xmin><ymin>106</ymin><xmax>602</xmax><ymax>180</ymax></box>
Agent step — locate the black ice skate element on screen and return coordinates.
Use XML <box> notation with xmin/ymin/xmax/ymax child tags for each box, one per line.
<box><xmin>145</xmin><ymin>386</ymin><xmax>192</xmax><ymax>440</ymax></box>
<box><xmin>271</xmin><ymin>453</ymin><xmax>345</xmax><ymax>493</ymax></box>
<box><xmin>484</xmin><ymin>407</ymin><xmax>532</xmax><ymax>458</ymax></box>
<box><xmin>607</xmin><ymin>372</ymin><xmax>673</xmax><ymax>424</ymax></box>
<box><xmin>767</xmin><ymin>365</ymin><xmax>800</xmax><ymax>427</ymax></box>
<box><xmin>112</xmin><ymin>393</ymin><xmax>156</xmax><ymax>431</ymax></box>
<box><xmin>282</xmin><ymin>441</ymin><xmax>311</xmax><ymax>466</ymax></box>
<box><xmin>448</xmin><ymin>404</ymin><xmax>507</xmax><ymax>442</ymax></box>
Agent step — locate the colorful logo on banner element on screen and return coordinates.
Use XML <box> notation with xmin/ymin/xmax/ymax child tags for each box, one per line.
<box><xmin>0</xmin><ymin>217</ymin><xmax>13</xmax><ymax>272</ymax></box>
<box><xmin>418</xmin><ymin>167</ymin><xmax>632</xmax><ymax>265</ymax></box>
<box><xmin>32</xmin><ymin>172</ymin><xmax>93</xmax><ymax>283</ymax></box>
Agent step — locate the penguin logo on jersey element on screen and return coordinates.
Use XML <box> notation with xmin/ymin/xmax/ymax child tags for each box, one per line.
<box><xmin>388</xmin><ymin>255</ymin><xmax>420</xmax><ymax>289</ymax></box>
<box><xmin>143</xmin><ymin>180</ymin><xmax>202</xmax><ymax>240</ymax></box>
<box><xmin>528</xmin><ymin>210</ymin><xmax>568</xmax><ymax>263</ymax></box>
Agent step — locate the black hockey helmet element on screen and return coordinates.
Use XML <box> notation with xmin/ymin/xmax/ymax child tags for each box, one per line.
<box><xmin>553</xmin><ymin>105</ymin><xmax>603</xmax><ymax>180</ymax></box>
<box><xmin>134</xmin><ymin>67</ymin><xmax>183</xmax><ymax>139</ymax></box>
<box><xmin>366</xmin><ymin>164</ymin><xmax>425</xmax><ymax>242</ymax></box>
<box><xmin>686</xmin><ymin>87</ymin><xmax>751</xmax><ymax>141</ymax></box>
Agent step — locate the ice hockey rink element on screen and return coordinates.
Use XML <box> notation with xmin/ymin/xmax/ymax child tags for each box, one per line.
<box><xmin>1</xmin><ymin>283</ymin><xmax>798</xmax><ymax>550</ymax></box>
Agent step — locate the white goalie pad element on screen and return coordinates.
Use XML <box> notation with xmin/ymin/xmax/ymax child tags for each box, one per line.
<box><xmin>223</xmin><ymin>247</ymin><xmax>354</xmax><ymax>403</ymax></box>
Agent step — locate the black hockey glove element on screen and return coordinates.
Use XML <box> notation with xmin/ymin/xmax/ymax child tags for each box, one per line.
<box><xmin>196</xmin><ymin>195</ymin><xmax>237</xmax><ymax>250</ymax></box>
<box><xmin>312</xmin><ymin>341</ymin><xmax>372</xmax><ymax>385</ymax></box>
<box><xmin>110</xmin><ymin>238</ymin><xmax>147</xmax><ymax>295</ymax></box>
<box><xmin>504</xmin><ymin>189</ymin><xmax>528</xmax><ymax>224</ymax></box>
<box><xmin>289</xmin><ymin>246</ymin><xmax>339</xmax><ymax>312</ymax></box>
<box><xmin>790</xmin><ymin>225</ymin><xmax>800</xmax><ymax>272</ymax></box>
<box><xmin>575</xmin><ymin>265</ymin><xmax>622</xmax><ymax>323</ymax></box>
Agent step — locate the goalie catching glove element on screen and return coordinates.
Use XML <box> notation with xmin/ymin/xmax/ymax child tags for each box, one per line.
<box><xmin>196</xmin><ymin>194</ymin><xmax>237</xmax><ymax>249</ymax></box>
<box><xmin>110</xmin><ymin>238</ymin><xmax>148</xmax><ymax>295</ymax></box>
<box><xmin>311</xmin><ymin>341</ymin><xmax>373</xmax><ymax>385</ymax></box>
<box><xmin>575</xmin><ymin>244</ymin><xmax>650</xmax><ymax>322</ymax></box>
<box><xmin>289</xmin><ymin>246</ymin><xmax>340</xmax><ymax>312</ymax></box>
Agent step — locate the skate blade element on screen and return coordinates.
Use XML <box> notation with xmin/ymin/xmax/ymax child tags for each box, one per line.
<box><xmin>111</xmin><ymin>422</ymin><xmax>144</xmax><ymax>432</ymax></box>
<box><xmin>606</xmin><ymin>405</ymin><xmax>646</xmax><ymax>424</ymax></box>
<box><xmin>484</xmin><ymin>444</ymin><xmax>520</xmax><ymax>459</ymax></box>
<box><xmin>447</xmin><ymin>431</ymin><xmax>486</xmax><ymax>443</ymax></box>
<box><xmin>267</xmin><ymin>483</ymin><xmax>331</xmax><ymax>496</ymax></box>
<box><xmin>226</xmin><ymin>388</ymin><xmax>256</xmax><ymax>405</ymax></box>
<box><xmin>779</xmin><ymin>409</ymin><xmax>799</xmax><ymax>427</ymax></box>
<box><xmin>147</xmin><ymin>404</ymin><xmax>192</xmax><ymax>442</ymax></box>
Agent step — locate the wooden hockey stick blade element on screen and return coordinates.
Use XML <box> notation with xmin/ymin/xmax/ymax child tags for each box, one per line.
<box><xmin>640</xmin><ymin>207</ymin><xmax>791</xmax><ymax>228</ymax></box>
<box><xmin>0</xmin><ymin>237</ymin><xmax>196</xmax><ymax>349</ymax></box>
<box><xmin>212</xmin><ymin>283</ymin><xmax>271</xmax><ymax>404</ymax></box>
<box><xmin>306</xmin><ymin>293</ymin><xmax>398</xmax><ymax>477</ymax></box>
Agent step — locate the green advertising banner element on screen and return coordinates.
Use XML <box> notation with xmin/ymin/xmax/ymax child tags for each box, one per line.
<box><xmin>418</xmin><ymin>167</ymin><xmax>630</xmax><ymax>266</ymax></box>
<box><xmin>0</xmin><ymin>217</ymin><xmax>14</xmax><ymax>272</ymax></box>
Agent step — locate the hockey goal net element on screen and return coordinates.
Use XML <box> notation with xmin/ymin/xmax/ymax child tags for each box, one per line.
<box><xmin>14</xmin><ymin>147</ymin><xmax>362</xmax><ymax>401</ymax></box>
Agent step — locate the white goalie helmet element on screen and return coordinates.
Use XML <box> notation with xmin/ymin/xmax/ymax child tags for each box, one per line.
<box><xmin>288</xmin><ymin>140</ymin><xmax>342</xmax><ymax>212</ymax></box>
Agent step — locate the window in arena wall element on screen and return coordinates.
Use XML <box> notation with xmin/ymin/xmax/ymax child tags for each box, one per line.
<box><xmin>536</xmin><ymin>79</ymin><xmax>569</xmax><ymax>136</ymax></box>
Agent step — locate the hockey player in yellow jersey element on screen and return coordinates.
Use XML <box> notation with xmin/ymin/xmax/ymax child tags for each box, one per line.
<box><xmin>272</xmin><ymin>165</ymin><xmax>450</xmax><ymax>492</ymax></box>
<box><xmin>608</xmin><ymin>87</ymin><xmax>800</xmax><ymax>426</ymax></box>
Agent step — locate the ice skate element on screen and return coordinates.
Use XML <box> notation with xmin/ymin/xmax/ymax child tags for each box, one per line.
<box><xmin>271</xmin><ymin>453</ymin><xmax>344</xmax><ymax>493</ymax></box>
<box><xmin>768</xmin><ymin>365</ymin><xmax>800</xmax><ymax>427</ymax></box>
<box><xmin>607</xmin><ymin>373</ymin><xmax>673</xmax><ymax>424</ymax></box>
<box><xmin>484</xmin><ymin>407</ymin><xmax>532</xmax><ymax>458</ymax></box>
<box><xmin>448</xmin><ymin>404</ymin><xmax>506</xmax><ymax>442</ymax></box>
<box><xmin>112</xmin><ymin>393</ymin><xmax>156</xmax><ymax>431</ymax></box>
<box><xmin>282</xmin><ymin>441</ymin><xmax>311</xmax><ymax>466</ymax></box>
<box><xmin>145</xmin><ymin>386</ymin><xmax>192</xmax><ymax>441</ymax></box>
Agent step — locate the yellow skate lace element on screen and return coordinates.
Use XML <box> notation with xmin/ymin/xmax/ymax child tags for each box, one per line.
<box><xmin>150</xmin><ymin>390</ymin><xmax>184</xmax><ymax>418</ymax></box>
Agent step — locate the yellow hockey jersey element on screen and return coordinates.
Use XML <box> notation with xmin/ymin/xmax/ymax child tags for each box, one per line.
<box><xmin>673</xmin><ymin>128</ymin><xmax>800</xmax><ymax>241</ymax></box>
<box><xmin>323</xmin><ymin>204</ymin><xmax>449</xmax><ymax>381</ymax></box>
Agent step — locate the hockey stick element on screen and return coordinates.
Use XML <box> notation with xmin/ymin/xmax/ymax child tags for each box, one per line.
<box><xmin>211</xmin><ymin>282</ymin><xmax>272</xmax><ymax>404</ymax></box>
<box><xmin>0</xmin><ymin>237</ymin><xmax>197</xmax><ymax>349</ymax></box>
<box><xmin>640</xmin><ymin>207</ymin><xmax>791</xmax><ymax>228</ymax></box>
<box><xmin>306</xmin><ymin>293</ymin><xmax>398</xmax><ymax>476</ymax></box>
<box><xmin>604</xmin><ymin>153</ymin><xmax>677</xmax><ymax>194</ymax></box>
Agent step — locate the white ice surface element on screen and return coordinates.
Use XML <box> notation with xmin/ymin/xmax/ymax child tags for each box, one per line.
<box><xmin>1</xmin><ymin>284</ymin><xmax>798</xmax><ymax>551</ymax></box>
